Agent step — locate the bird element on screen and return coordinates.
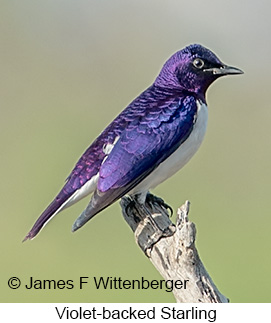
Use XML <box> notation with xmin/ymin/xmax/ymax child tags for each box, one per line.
<box><xmin>23</xmin><ymin>44</ymin><xmax>243</xmax><ymax>241</ymax></box>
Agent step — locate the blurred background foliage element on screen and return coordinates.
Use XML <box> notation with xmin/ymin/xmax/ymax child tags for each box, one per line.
<box><xmin>1</xmin><ymin>0</ymin><xmax>270</xmax><ymax>302</ymax></box>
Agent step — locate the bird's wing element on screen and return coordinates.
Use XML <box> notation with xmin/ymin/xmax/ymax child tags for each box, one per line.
<box><xmin>72</xmin><ymin>95</ymin><xmax>198</xmax><ymax>231</ymax></box>
<box><xmin>23</xmin><ymin>115</ymin><xmax>128</xmax><ymax>241</ymax></box>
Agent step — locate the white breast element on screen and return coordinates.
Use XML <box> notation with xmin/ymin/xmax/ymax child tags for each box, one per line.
<box><xmin>130</xmin><ymin>100</ymin><xmax>208</xmax><ymax>198</ymax></box>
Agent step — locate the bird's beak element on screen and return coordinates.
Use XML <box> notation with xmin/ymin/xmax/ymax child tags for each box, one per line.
<box><xmin>204</xmin><ymin>65</ymin><xmax>244</xmax><ymax>76</ymax></box>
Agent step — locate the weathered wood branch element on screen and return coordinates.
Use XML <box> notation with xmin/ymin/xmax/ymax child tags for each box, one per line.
<box><xmin>120</xmin><ymin>195</ymin><xmax>228</xmax><ymax>303</ymax></box>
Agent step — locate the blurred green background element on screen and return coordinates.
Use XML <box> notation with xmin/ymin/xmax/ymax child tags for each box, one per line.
<box><xmin>1</xmin><ymin>0</ymin><xmax>270</xmax><ymax>303</ymax></box>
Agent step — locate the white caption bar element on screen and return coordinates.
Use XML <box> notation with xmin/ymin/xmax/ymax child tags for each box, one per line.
<box><xmin>1</xmin><ymin>303</ymin><xmax>270</xmax><ymax>322</ymax></box>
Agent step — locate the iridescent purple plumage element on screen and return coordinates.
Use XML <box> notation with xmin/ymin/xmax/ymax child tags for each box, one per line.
<box><xmin>24</xmin><ymin>44</ymin><xmax>243</xmax><ymax>240</ymax></box>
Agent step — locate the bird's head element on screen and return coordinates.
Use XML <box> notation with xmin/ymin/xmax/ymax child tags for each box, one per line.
<box><xmin>154</xmin><ymin>44</ymin><xmax>243</xmax><ymax>97</ymax></box>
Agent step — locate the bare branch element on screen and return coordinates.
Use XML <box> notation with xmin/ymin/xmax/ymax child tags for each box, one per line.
<box><xmin>120</xmin><ymin>195</ymin><xmax>228</xmax><ymax>303</ymax></box>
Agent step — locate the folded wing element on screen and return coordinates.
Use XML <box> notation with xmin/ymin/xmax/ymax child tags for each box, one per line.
<box><xmin>72</xmin><ymin>95</ymin><xmax>198</xmax><ymax>231</ymax></box>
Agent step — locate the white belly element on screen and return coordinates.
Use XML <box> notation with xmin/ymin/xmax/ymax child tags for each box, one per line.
<box><xmin>130</xmin><ymin>100</ymin><xmax>208</xmax><ymax>197</ymax></box>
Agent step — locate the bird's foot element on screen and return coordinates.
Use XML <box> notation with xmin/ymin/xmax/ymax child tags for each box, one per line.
<box><xmin>145</xmin><ymin>193</ymin><xmax>173</xmax><ymax>216</ymax></box>
<box><xmin>124</xmin><ymin>198</ymin><xmax>139</xmax><ymax>222</ymax></box>
<box><xmin>121</xmin><ymin>193</ymin><xmax>175</xmax><ymax>254</ymax></box>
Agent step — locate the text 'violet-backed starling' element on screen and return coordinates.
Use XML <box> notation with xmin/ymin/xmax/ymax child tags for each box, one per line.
<box><xmin>24</xmin><ymin>44</ymin><xmax>243</xmax><ymax>241</ymax></box>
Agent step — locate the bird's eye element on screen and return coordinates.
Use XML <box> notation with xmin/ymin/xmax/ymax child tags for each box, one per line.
<box><xmin>193</xmin><ymin>58</ymin><xmax>204</xmax><ymax>69</ymax></box>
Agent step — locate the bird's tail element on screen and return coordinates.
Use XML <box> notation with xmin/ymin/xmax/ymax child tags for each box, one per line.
<box><xmin>71</xmin><ymin>189</ymin><xmax>115</xmax><ymax>232</ymax></box>
<box><xmin>71</xmin><ymin>192</ymin><xmax>101</xmax><ymax>232</ymax></box>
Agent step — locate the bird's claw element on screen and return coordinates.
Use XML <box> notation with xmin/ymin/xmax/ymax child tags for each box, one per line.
<box><xmin>145</xmin><ymin>193</ymin><xmax>173</xmax><ymax>216</ymax></box>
